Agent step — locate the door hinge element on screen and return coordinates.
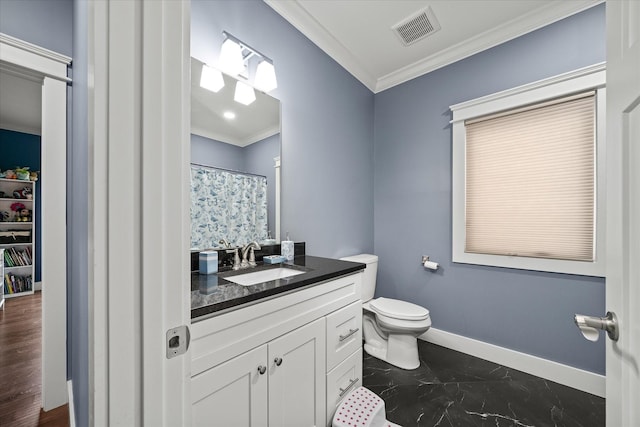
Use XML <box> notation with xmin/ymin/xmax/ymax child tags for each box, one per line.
<box><xmin>166</xmin><ymin>325</ymin><xmax>190</xmax><ymax>359</ymax></box>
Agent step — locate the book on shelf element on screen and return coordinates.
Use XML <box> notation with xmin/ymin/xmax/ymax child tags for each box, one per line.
<box><xmin>3</xmin><ymin>246</ymin><xmax>32</xmax><ymax>268</ymax></box>
<box><xmin>3</xmin><ymin>273</ymin><xmax>32</xmax><ymax>294</ymax></box>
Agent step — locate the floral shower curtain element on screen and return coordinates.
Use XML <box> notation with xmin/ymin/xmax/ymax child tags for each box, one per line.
<box><xmin>191</xmin><ymin>165</ymin><xmax>268</xmax><ymax>249</ymax></box>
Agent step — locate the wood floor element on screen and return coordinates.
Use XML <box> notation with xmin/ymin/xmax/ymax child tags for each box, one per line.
<box><xmin>0</xmin><ymin>292</ymin><xmax>69</xmax><ymax>427</ymax></box>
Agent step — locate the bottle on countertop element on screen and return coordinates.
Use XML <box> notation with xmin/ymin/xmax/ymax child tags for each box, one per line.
<box><xmin>281</xmin><ymin>232</ymin><xmax>294</xmax><ymax>261</ymax></box>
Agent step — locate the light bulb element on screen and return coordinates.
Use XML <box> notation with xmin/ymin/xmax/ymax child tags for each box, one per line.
<box><xmin>218</xmin><ymin>38</ymin><xmax>244</xmax><ymax>76</ymax></box>
<box><xmin>254</xmin><ymin>60</ymin><xmax>277</xmax><ymax>92</ymax></box>
<box><xmin>199</xmin><ymin>64</ymin><xmax>224</xmax><ymax>92</ymax></box>
<box><xmin>234</xmin><ymin>81</ymin><xmax>256</xmax><ymax>105</ymax></box>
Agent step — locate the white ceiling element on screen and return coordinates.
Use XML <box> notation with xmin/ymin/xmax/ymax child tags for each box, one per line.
<box><xmin>265</xmin><ymin>0</ymin><xmax>601</xmax><ymax>93</ymax></box>
<box><xmin>0</xmin><ymin>66</ymin><xmax>42</xmax><ymax>135</ymax></box>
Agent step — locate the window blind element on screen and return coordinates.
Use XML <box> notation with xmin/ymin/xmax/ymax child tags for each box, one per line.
<box><xmin>465</xmin><ymin>92</ymin><xmax>596</xmax><ymax>262</ymax></box>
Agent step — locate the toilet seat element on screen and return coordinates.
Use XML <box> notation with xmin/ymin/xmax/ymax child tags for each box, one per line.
<box><xmin>369</xmin><ymin>297</ymin><xmax>429</xmax><ymax>321</ymax></box>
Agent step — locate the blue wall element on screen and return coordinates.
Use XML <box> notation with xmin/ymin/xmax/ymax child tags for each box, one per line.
<box><xmin>245</xmin><ymin>133</ymin><xmax>280</xmax><ymax>235</ymax></box>
<box><xmin>191</xmin><ymin>132</ymin><xmax>280</xmax><ymax>238</ymax></box>
<box><xmin>191</xmin><ymin>133</ymin><xmax>244</xmax><ymax>171</ymax></box>
<box><xmin>1</xmin><ymin>0</ymin><xmax>84</xmax><ymax>423</ymax></box>
<box><xmin>191</xmin><ymin>0</ymin><xmax>375</xmax><ymax>255</ymax></box>
<box><xmin>0</xmin><ymin>0</ymin><xmax>73</xmax><ymax>57</ymax></box>
<box><xmin>70</xmin><ymin>0</ymin><xmax>89</xmax><ymax>425</ymax></box>
<box><xmin>373</xmin><ymin>4</ymin><xmax>606</xmax><ymax>374</ymax></box>
<box><xmin>0</xmin><ymin>129</ymin><xmax>42</xmax><ymax>283</ymax></box>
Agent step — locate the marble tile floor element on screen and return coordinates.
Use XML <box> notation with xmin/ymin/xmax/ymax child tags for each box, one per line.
<box><xmin>362</xmin><ymin>341</ymin><xmax>604</xmax><ymax>427</ymax></box>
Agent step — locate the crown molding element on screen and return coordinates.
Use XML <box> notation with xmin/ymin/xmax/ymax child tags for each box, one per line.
<box><xmin>265</xmin><ymin>0</ymin><xmax>603</xmax><ymax>94</ymax></box>
<box><xmin>264</xmin><ymin>0</ymin><xmax>378</xmax><ymax>92</ymax></box>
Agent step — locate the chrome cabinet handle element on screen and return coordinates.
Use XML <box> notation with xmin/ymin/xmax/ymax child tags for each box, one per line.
<box><xmin>257</xmin><ymin>365</ymin><xmax>266</xmax><ymax>375</ymax></box>
<box><xmin>338</xmin><ymin>378</ymin><xmax>359</xmax><ymax>398</ymax></box>
<box><xmin>339</xmin><ymin>328</ymin><xmax>360</xmax><ymax>342</ymax></box>
<box><xmin>274</xmin><ymin>357</ymin><xmax>283</xmax><ymax>366</ymax></box>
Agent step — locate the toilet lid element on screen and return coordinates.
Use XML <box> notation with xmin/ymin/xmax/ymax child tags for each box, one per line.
<box><xmin>370</xmin><ymin>297</ymin><xmax>430</xmax><ymax>321</ymax></box>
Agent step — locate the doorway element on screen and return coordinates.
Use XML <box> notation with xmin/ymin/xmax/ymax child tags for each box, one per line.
<box><xmin>0</xmin><ymin>33</ymin><xmax>69</xmax><ymax>412</ymax></box>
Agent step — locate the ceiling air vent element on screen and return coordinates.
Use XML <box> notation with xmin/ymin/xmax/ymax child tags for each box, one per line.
<box><xmin>392</xmin><ymin>7</ymin><xmax>441</xmax><ymax>46</ymax></box>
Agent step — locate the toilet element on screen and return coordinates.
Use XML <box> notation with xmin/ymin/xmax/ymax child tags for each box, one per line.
<box><xmin>340</xmin><ymin>254</ymin><xmax>431</xmax><ymax>370</ymax></box>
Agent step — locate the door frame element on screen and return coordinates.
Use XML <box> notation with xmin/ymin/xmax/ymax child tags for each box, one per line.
<box><xmin>605</xmin><ymin>0</ymin><xmax>640</xmax><ymax>424</ymax></box>
<box><xmin>88</xmin><ymin>0</ymin><xmax>191</xmax><ymax>425</ymax></box>
<box><xmin>0</xmin><ymin>33</ymin><xmax>70</xmax><ymax>411</ymax></box>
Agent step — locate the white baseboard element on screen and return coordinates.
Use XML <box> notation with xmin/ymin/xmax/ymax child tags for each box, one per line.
<box><xmin>35</xmin><ymin>281</ymin><xmax>42</xmax><ymax>291</ymax></box>
<box><xmin>419</xmin><ymin>328</ymin><xmax>605</xmax><ymax>397</ymax></box>
<box><xmin>67</xmin><ymin>380</ymin><xmax>76</xmax><ymax>427</ymax></box>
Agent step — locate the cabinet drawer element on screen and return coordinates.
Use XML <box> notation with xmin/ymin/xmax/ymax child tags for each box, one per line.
<box><xmin>326</xmin><ymin>301</ymin><xmax>362</xmax><ymax>371</ymax></box>
<box><xmin>326</xmin><ymin>348</ymin><xmax>362</xmax><ymax>424</ymax></box>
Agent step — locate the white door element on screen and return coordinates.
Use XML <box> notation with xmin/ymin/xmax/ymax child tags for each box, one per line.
<box><xmin>605</xmin><ymin>0</ymin><xmax>640</xmax><ymax>425</ymax></box>
<box><xmin>88</xmin><ymin>0</ymin><xmax>191</xmax><ymax>425</ymax></box>
<box><xmin>192</xmin><ymin>345</ymin><xmax>268</xmax><ymax>427</ymax></box>
<box><xmin>269</xmin><ymin>318</ymin><xmax>327</xmax><ymax>427</ymax></box>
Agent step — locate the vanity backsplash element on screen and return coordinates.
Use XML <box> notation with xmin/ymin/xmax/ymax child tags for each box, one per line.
<box><xmin>190</xmin><ymin>242</ymin><xmax>306</xmax><ymax>272</ymax></box>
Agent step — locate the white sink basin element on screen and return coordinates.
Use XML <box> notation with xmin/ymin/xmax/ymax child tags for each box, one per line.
<box><xmin>225</xmin><ymin>267</ymin><xmax>305</xmax><ymax>286</ymax></box>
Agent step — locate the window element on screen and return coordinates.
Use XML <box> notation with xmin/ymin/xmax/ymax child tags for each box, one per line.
<box><xmin>450</xmin><ymin>64</ymin><xmax>606</xmax><ymax>276</ymax></box>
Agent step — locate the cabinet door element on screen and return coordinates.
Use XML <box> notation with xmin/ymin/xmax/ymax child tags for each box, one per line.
<box><xmin>269</xmin><ymin>318</ymin><xmax>326</xmax><ymax>427</ymax></box>
<box><xmin>192</xmin><ymin>345</ymin><xmax>268</xmax><ymax>427</ymax></box>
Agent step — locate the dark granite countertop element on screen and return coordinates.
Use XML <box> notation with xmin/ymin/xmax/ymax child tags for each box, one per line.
<box><xmin>191</xmin><ymin>255</ymin><xmax>365</xmax><ymax>321</ymax></box>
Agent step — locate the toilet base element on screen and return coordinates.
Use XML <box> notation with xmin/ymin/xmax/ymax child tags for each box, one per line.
<box><xmin>364</xmin><ymin>333</ymin><xmax>420</xmax><ymax>370</ymax></box>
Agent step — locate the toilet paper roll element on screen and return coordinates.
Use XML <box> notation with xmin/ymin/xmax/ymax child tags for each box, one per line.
<box><xmin>579</xmin><ymin>325</ymin><xmax>600</xmax><ymax>342</ymax></box>
<box><xmin>423</xmin><ymin>260</ymin><xmax>439</xmax><ymax>270</ymax></box>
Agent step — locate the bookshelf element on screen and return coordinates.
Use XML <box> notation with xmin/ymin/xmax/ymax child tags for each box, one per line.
<box><xmin>0</xmin><ymin>178</ymin><xmax>35</xmax><ymax>298</ymax></box>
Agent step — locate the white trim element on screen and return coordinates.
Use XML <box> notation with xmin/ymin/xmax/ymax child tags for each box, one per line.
<box><xmin>274</xmin><ymin>155</ymin><xmax>281</xmax><ymax>242</ymax></box>
<box><xmin>420</xmin><ymin>328</ymin><xmax>605</xmax><ymax>397</ymax></box>
<box><xmin>451</xmin><ymin>65</ymin><xmax>606</xmax><ymax>277</ymax></box>
<box><xmin>450</xmin><ymin>63</ymin><xmax>606</xmax><ymax>121</ymax></box>
<box><xmin>89</xmin><ymin>1</ymin><xmax>191</xmax><ymax>425</ymax></box>
<box><xmin>264</xmin><ymin>1</ymin><xmax>601</xmax><ymax>93</ymax></box>
<box><xmin>0</xmin><ymin>33</ymin><xmax>71</xmax><ymax>83</ymax></box>
<box><xmin>0</xmin><ymin>34</ymin><xmax>68</xmax><ymax>412</ymax></box>
<box><xmin>0</xmin><ymin>33</ymin><xmax>71</xmax><ymax>65</ymax></box>
<box><xmin>67</xmin><ymin>380</ymin><xmax>76</xmax><ymax>427</ymax></box>
<box><xmin>87</xmin><ymin>0</ymin><xmax>109</xmax><ymax>424</ymax></box>
<box><xmin>41</xmin><ymin>75</ymin><xmax>68</xmax><ymax>411</ymax></box>
<box><xmin>34</xmin><ymin>281</ymin><xmax>42</xmax><ymax>291</ymax></box>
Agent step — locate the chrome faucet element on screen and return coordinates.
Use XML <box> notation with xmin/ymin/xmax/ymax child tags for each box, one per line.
<box><xmin>218</xmin><ymin>238</ymin><xmax>232</xmax><ymax>248</ymax></box>
<box><xmin>240</xmin><ymin>241</ymin><xmax>262</xmax><ymax>268</ymax></box>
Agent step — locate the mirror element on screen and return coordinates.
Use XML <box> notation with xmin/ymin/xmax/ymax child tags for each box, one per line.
<box><xmin>190</xmin><ymin>57</ymin><xmax>281</xmax><ymax>250</ymax></box>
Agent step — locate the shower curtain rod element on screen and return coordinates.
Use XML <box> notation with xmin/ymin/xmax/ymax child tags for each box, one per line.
<box><xmin>190</xmin><ymin>162</ymin><xmax>267</xmax><ymax>180</ymax></box>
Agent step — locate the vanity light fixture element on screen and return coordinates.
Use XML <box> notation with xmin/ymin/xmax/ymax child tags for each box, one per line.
<box><xmin>200</xmin><ymin>64</ymin><xmax>224</xmax><ymax>93</ymax></box>
<box><xmin>218</xmin><ymin>37</ymin><xmax>245</xmax><ymax>76</ymax></box>
<box><xmin>234</xmin><ymin>80</ymin><xmax>256</xmax><ymax>106</ymax></box>
<box><xmin>254</xmin><ymin>60</ymin><xmax>277</xmax><ymax>93</ymax></box>
<box><xmin>218</xmin><ymin>31</ymin><xmax>278</xmax><ymax>94</ymax></box>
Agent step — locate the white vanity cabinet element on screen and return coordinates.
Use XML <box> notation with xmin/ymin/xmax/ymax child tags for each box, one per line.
<box><xmin>191</xmin><ymin>272</ymin><xmax>363</xmax><ymax>427</ymax></box>
<box><xmin>192</xmin><ymin>319</ymin><xmax>325</xmax><ymax>427</ymax></box>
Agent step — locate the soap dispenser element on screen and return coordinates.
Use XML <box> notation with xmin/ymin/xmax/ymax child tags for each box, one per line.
<box><xmin>281</xmin><ymin>232</ymin><xmax>294</xmax><ymax>261</ymax></box>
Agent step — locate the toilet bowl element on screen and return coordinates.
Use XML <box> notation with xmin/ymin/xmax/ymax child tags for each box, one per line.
<box><xmin>340</xmin><ymin>254</ymin><xmax>431</xmax><ymax>370</ymax></box>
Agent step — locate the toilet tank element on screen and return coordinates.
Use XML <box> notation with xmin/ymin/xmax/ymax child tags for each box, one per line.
<box><xmin>340</xmin><ymin>254</ymin><xmax>378</xmax><ymax>302</ymax></box>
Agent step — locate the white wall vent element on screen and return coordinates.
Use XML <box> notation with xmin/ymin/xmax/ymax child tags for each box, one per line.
<box><xmin>392</xmin><ymin>7</ymin><xmax>441</xmax><ymax>46</ymax></box>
